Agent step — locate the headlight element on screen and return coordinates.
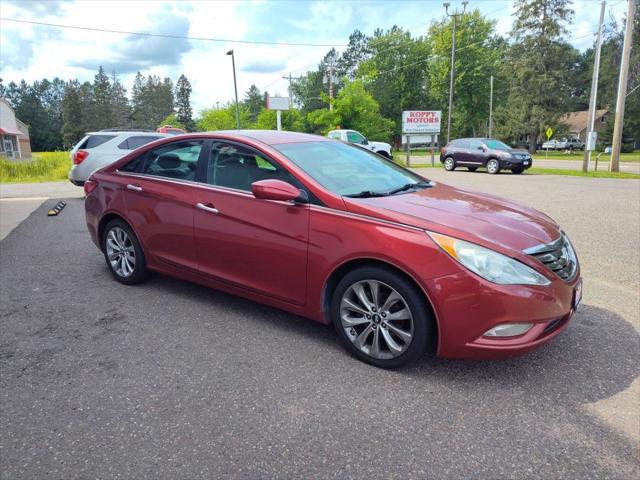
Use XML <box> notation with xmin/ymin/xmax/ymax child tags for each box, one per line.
<box><xmin>429</xmin><ymin>232</ymin><xmax>550</xmax><ymax>285</ymax></box>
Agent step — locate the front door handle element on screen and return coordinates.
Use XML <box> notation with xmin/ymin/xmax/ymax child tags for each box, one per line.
<box><xmin>126</xmin><ymin>184</ymin><xmax>142</xmax><ymax>192</ymax></box>
<box><xmin>196</xmin><ymin>202</ymin><xmax>219</xmax><ymax>214</ymax></box>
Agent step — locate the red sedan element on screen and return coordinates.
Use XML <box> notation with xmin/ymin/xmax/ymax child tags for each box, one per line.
<box><xmin>84</xmin><ymin>131</ymin><xmax>581</xmax><ymax>368</ymax></box>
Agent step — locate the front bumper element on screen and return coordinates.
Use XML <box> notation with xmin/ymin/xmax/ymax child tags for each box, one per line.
<box><xmin>499</xmin><ymin>158</ymin><xmax>532</xmax><ymax>170</ymax></box>
<box><xmin>425</xmin><ymin>266</ymin><xmax>580</xmax><ymax>359</ymax></box>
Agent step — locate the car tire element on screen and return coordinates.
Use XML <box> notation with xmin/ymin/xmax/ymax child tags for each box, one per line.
<box><xmin>512</xmin><ymin>168</ymin><xmax>524</xmax><ymax>174</ymax></box>
<box><xmin>467</xmin><ymin>167</ymin><xmax>478</xmax><ymax>172</ymax></box>
<box><xmin>487</xmin><ymin>159</ymin><xmax>501</xmax><ymax>174</ymax></box>
<box><xmin>443</xmin><ymin>157</ymin><xmax>456</xmax><ymax>171</ymax></box>
<box><xmin>331</xmin><ymin>265</ymin><xmax>435</xmax><ymax>369</ymax></box>
<box><xmin>102</xmin><ymin>219</ymin><xmax>149</xmax><ymax>285</ymax></box>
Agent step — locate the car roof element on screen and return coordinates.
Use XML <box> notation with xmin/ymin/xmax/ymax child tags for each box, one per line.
<box><xmin>212</xmin><ymin>130</ymin><xmax>331</xmax><ymax>145</ymax></box>
<box><xmin>86</xmin><ymin>131</ymin><xmax>167</xmax><ymax>136</ymax></box>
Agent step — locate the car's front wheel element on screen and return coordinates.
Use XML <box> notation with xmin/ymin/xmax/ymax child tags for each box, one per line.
<box><xmin>332</xmin><ymin>266</ymin><xmax>434</xmax><ymax>368</ymax></box>
<box><xmin>487</xmin><ymin>158</ymin><xmax>501</xmax><ymax>174</ymax></box>
<box><xmin>102</xmin><ymin>219</ymin><xmax>149</xmax><ymax>285</ymax></box>
<box><xmin>443</xmin><ymin>157</ymin><xmax>456</xmax><ymax>171</ymax></box>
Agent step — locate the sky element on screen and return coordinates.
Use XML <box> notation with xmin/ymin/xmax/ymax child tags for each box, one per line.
<box><xmin>0</xmin><ymin>0</ymin><xmax>631</xmax><ymax>114</ymax></box>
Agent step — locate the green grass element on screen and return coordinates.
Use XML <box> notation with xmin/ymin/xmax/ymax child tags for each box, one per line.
<box><xmin>0</xmin><ymin>152</ymin><xmax>70</xmax><ymax>183</ymax></box>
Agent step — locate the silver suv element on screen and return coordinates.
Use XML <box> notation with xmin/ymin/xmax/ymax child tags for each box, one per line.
<box><xmin>68</xmin><ymin>130</ymin><xmax>170</xmax><ymax>185</ymax></box>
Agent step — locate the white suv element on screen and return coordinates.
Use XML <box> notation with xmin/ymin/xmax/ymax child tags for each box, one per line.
<box><xmin>327</xmin><ymin>129</ymin><xmax>393</xmax><ymax>158</ymax></box>
<box><xmin>68</xmin><ymin>130</ymin><xmax>170</xmax><ymax>185</ymax></box>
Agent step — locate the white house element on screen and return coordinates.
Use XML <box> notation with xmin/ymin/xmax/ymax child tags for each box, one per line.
<box><xmin>0</xmin><ymin>98</ymin><xmax>31</xmax><ymax>159</ymax></box>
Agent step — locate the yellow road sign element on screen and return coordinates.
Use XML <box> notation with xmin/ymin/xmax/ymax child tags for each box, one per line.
<box><xmin>546</xmin><ymin>127</ymin><xmax>553</xmax><ymax>140</ymax></box>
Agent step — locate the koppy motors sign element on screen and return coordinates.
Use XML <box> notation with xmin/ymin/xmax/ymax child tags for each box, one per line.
<box><xmin>402</xmin><ymin>110</ymin><xmax>441</xmax><ymax>134</ymax></box>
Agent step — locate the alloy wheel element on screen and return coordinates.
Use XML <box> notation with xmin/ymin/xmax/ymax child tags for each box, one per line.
<box><xmin>487</xmin><ymin>159</ymin><xmax>500</xmax><ymax>174</ymax></box>
<box><xmin>105</xmin><ymin>227</ymin><xmax>136</xmax><ymax>278</ymax></box>
<box><xmin>340</xmin><ymin>280</ymin><xmax>414</xmax><ymax>360</ymax></box>
<box><xmin>444</xmin><ymin>158</ymin><xmax>455</xmax><ymax>171</ymax></box>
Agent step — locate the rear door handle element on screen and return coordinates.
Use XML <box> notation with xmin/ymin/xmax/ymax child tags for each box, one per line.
<box><xmin>196</xmin><ymin>202</ymin><xmax>219</xmax><ymax>214</ymax></box>
<box><xmin>126</xmin><ymin>184</ymin><xmax>142</xmax><ymax>192</ymax></box>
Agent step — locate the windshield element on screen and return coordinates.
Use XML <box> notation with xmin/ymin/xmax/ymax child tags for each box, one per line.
<box><xmin>274</xmin><ymin>141</ymin><xmax>427</xmax><ymax>197</ymax></box>
<box><xmin>483</xmin><ymin>139</ymin><xmax>510</xmax><ymax>150</ymax></box>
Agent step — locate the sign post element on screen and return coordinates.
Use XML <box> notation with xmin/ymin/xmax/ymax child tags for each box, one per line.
<box><xmin>266</xmin><ymin>95</ymin><xmax>290</xmax><ymax>131</ymax></box>
<box><xmin>545</xmin><ymin>127</ymin><xmax>553</xmax><ymax>157</ymax></box>
<box><xmin>402</xmin><ymin>111</ymin><xmax>441</xmax><ymax>168</ymax></box>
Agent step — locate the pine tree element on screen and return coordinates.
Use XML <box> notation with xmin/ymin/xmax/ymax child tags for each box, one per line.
<box><xmin>61</xmin><ymin>80</ymin><xmax>85</xmax><ymax>148</ymax></box>
<box><xmin>175</xmin><ymin>74</ymin><xmax>194</xmax><ymax>131</ymax></box>
<box><xmin>243</xmin><ymin>84</ymin><xmax>263</xmax><ymax>122</ymax></box>
<box><xmin>92</xmin><ymin>66</ymin><xmax>112</xmax><ymax>130</ymax></box>
<box><xmin>496</xmin><ymin>0</ymin><xmax>574</xmax><ymax>151</ymax></box>
<box><xmin>131</xmin><ymin>72</ymin><xmax>146</xmax><ymax>129</ymax></box>
<box><xmin>110</xmin><ymin>72</ymin><xmax>131</xmax><ymax>129</ymax></box>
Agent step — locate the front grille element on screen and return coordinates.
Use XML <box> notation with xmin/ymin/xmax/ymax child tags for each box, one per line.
<box><xmin>524</xmin><ymin>234</ymin><xmax>577</xmax><ymax>281</ymax></box>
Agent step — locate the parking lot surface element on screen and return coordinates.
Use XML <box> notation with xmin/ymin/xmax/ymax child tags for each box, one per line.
<box><xmin>1</xmin><ymin>172</ymin><xmax>639</xmax><ymax>479</ymax></box>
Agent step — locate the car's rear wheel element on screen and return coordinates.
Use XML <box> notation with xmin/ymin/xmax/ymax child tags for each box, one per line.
<box><xmin>467</xmin><ymin>166</ymin><xmax>478</xmax><ymax>172</ymax></box>
<box><xmin>332</xmin><ymin>266</ymin><xmax>434</xmax><ymax>368</ymax></box>
<box><xmin>443</xmin><ymin>157</ymin><xmax>456</xmax><ymax>171</ymax></box>
<box><xmin>512</xmin><ymin>168</ymin><xmax>524</xmax><ymax>174</ymax></box>
<box><xmin>102</xmin><ymin>219</ymin><xmax>149</xmax><ymax>285</ymax></box>
<box><xmin>487</xmin><ymin>159</ymin><xmax>500</xmax><ymax>174</ymax></box>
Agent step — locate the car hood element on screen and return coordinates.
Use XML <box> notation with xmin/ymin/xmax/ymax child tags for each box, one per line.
<box><xmin>343</xmin><ymin>182</ymin><xmax>560</xmax><ymax>253</ymax></box>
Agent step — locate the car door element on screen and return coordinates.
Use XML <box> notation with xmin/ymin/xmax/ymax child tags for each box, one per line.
<box><xmin>453</xmin><ymin>139</ymin><xmax>471</xmax><ymax>164</ymax></box>
<box><xmin>192</xmin><ymin>141</ymin><xmax>310</xmax><ymax>305</ymax></box>
<box><xmin>466</xmin><ymin>139</ymin><xmax>485</xmax><ymax>165</ymax></box>
<box><xmin>121</xmin><ymin>139</ymin><xmax>206</xmax><ymax>272</ymax></box>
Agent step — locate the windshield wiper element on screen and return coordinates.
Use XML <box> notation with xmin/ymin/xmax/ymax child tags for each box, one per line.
<box><xmin>387</xmin><ymin>181</ymin><xmax>431</xmax><ymax>195</ymax></box>
<box><xmin>344</xmin><ymin>190</ymin><xmax>389</xmax><ymax>198</ymax></box>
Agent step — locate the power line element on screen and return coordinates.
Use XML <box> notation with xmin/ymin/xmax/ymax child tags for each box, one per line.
<box><xmin>0</xmin><ymin>17</ymin><xmax>348</xmax><ymax>47</ymax></box>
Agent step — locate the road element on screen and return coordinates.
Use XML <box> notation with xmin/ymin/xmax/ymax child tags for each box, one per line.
<box><xmin>0</xmin><ymin>173</ymin><xmax>638</xmax><ymax>479</ymax></box>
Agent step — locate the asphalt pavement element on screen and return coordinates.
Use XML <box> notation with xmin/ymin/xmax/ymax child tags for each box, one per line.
<box><xmin>1</xmin><ymin>173</ymin><xmax>638</xmax><ymax>479</ymax></box>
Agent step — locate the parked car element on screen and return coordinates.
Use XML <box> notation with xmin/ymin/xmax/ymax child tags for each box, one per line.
<box><xmin>327</xmin><ymin>129</ymin><xmax>392</xmax><ymax>158</ymax></box>
<box><xmin>157</xmin><ymin>125</ymin><xmax>187</xmax><ymax>135</ymax></box>
<box><xmin>68</xmin><ymin>131</ymin><xmax>170</xmax><ymax>185</ymax></box>
<box><xmin>440</xmin><ymin>138</ymin><xmax>532</xmax><ymax>174</ymax></box>
<box><xmin>84</xmin><ymin>131</ymin><xmax>581</xmax><ymax>368</ymax></box>
<box><xmin>541</xmin><ymin>138</ymin><xmax>584</xmax><ymax>151</ymax></box>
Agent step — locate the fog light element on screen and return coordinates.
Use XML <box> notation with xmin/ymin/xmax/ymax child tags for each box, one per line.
<box><xmin>483</xmin><ymin>323</ymin><xmax>534</xmax><ymax>337</ymax></box>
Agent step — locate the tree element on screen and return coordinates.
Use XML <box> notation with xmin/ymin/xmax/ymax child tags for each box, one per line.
<box><xmin>175</xmin><ymin>74</ymin><xmax>194</xmax><ymax>131</ymax></box>
<box><xmin>426</xmin><ymin>10</ymin><xmax>505</xmax><ymax>137</ymax></box>
<box><xmin>92</xmin><ymin>66</ymin><xmax>112</xmax><ymax>130</ymax></box>
<box><xmin>253</xmin><ymin>108</ymin><xmax>305</xmax><ymax>131</ymax></box>
<box><xmin>495</xmin><ymin>0</ymin><xmax>574</xmax><ymax>151</ymax></box>
<box><xmin>110</xmin><ymin>72</ymin><xmax>130</xmax><ymax>129</ymax></box>
<box><xmin>356</xmin><ymin>26</ymin><xmax>430</xmax><ymax>134</ymax></box>
<box><xmin>198</xmin><ymin>104</ymin><xmax>251</xmax><ymax>131</ymax></box>
<box><xmin>332</xmin><ymin>79</ymin><xmax>395</xmax><ymax>141</ymax></box>
<box><xmin>61</xmin><ymin>80</ymin><xmax>85</xmax><ymax>148</ymax></box>
<box><xmin>338</xmin><ymin>30</ymin><xmax>371</xmax><ymax>79</ymax></box>
<box><xmin>131</xmin><ymin>72</ymin><xmax>146</xmax><ymax>129</ymax></box>
<box><xmin>243</xmin><ymin>84</ymin><xmax>264</xmax><ymax>122</ymax></box>
<box><xmin>158</xmin><ymin>113</ymin><xmax>186</xmax><ymax>131</ymax></box>
<box><xmin>306</xmin><ymin>108</ymin><xmax>341</xmax><ymax>135</ymax></box>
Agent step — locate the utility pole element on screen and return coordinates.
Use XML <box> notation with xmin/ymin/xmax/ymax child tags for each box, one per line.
<box><xmin>488</xmin><ymin>75</ymin><xmax>494</xmax><ymax>138</ymax></box>
<box><xmin>583</xmin><ymin>1</ymin><xmax>606</xmax><ymax>173</ymax></box>
<box><xmin>611</xmin><ymin>0</ymin><xmax>635</xmax><ymax>172</ymax></box>
<box><xmin>283</xmin><ymin>73</ymin><xmax>301</xmax><ymax>108</ymax></box>
<box><xmin>444</xmin><ymin>1</ymin><xmax>468</xmax><ymax>143</ymax></box>
<box><xmin>226</xmin><ymin>50</ymin><xmax>241</xmax><ymax>129</ymax></box>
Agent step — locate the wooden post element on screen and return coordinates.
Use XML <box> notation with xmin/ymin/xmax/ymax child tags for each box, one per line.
<box><xmin>406</xmin><ymin>135</ymin><xmax>411</xmax><ymax>167</ymax></box>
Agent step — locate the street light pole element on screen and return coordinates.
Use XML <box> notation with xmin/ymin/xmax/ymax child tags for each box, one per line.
<box><xmin>226</xmin><ymin>49</ymin><xmax>241</xmax><ymax>129</ymax></box>
<box><xmin>444</xmin><ymin>1</ymin><xmax>468</xmax><ymax>143</ymax></box>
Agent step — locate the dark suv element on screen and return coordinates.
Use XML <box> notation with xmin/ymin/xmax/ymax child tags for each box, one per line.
<box><xmin>440</xmin><ymin>138</ymin><xmax>532</xmax><ymax>174</ymax></box>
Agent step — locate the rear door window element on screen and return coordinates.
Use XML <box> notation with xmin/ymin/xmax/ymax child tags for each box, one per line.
<box><xmin>142</xmin><ymin>140</ymin><xmax>203</xmax><ymax>181</ymax></box>
<box><xmin>79</xmin><ymin>135</ymin><xmax>117</xmax><ymax>149</ymax></box>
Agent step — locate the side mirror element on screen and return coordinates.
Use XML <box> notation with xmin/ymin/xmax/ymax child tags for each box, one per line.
<box><xmin>477</xmin><ymin>146</ymin><xmax>484</xmax><ymax>150</ymax></box>
<box><xmin>362</xmin><ymin>138</ymin><xmax>369</xmax><ymax>145</ymax></box>
<box><xmin>251</xmin><ymin>179</ymin><xmax>303</xmax><ymax>202</ymax></box>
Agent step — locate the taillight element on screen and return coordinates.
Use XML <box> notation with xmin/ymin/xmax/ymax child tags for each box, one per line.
<box><xmin>83</xmin><ymin>179</ymin><xmax>97</xmax><ymax>195</ymax></box>
<box><xmin>74</xmin><ymin>150</ymin><xmax>89</xmax><ymax>165</ymax></box>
